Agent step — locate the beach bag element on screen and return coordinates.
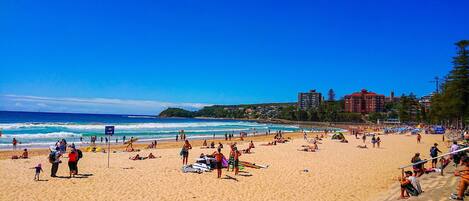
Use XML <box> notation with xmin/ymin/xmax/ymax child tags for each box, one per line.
<box><xmin>48</xmin><ymin>152</ymin><xmax>55</xmax><ymax>163</ymax></box>
<box><xmin>77</xmin><ymin>149</ymin><xmax>83</xmax><ymax>160</ymax></box>
<box><xmin>222</xmin><ymin>157</ymin><xmax>228</xmax><ymax>168</ymax></box>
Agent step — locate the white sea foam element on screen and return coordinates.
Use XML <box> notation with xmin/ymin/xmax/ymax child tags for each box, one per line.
<box><xmin>3</xmin><ymin>132</ymin><xmax>81</xmax><ymax>139</ymax></box>
<box><xmin>0</xmin><ymin>121</ymin><xmax>264</xmax><ymax>130</ymax></box>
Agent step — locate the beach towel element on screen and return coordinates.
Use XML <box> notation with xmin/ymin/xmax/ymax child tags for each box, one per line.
<box><xmin>181</xmin><ymin>165</ymin><xmax>202</xmax><ymax>173</ymax></box>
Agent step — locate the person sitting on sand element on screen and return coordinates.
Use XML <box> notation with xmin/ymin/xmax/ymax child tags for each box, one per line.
<box><xmin>203</xmin><ymin>140</ymin><xmax>207</xmax><ymax>147</ymax></box>
<box><xmin>218</xmin><ymin>142</ymin><xmax>223</xmax><ymax>149</ymax></box>
<box><xmin>148</xmin><ymin>153</ymin><xmax>156</xmax><ymax>159</ymax></box>
<box><xmin>450</xmin><ymin>157</ymin><xmax>469</xmax><ymax>200</ymax></box>
<box><xmin>404</xmin><ymin>170</ymin><xmax>422</xmax><ymax>195</ymax></box>
<box><xmin>210</xmin><ymin>141</ymin><xmax>215</xmax><ymax>149</ymax></box>
<box><xmin>398</xmin><ymin>174</ymin><xmax>417</xmax><ymax>199</ymax></box>
<box><xmin>11</xmin><ymin>148</ymin><xmax>29</xmax><ymax>159</ymax></box>
<box><xmin>249</xmin><ymin>141</ymin><xmax>255</xmax><ymax>149</ymax></box>
<box><xmin>147</xmin><ymin>142</ymin><xmax>155</xmax><ymax>149</ymax></box>
<box><xmin>243</xmin><ymin>146</ymin><xmax>252</xmax><ymax>154</ymax></box>
<box><xmin>21</xmin><ymin>148</ymin><xmax>29</xmax><ymax>158</ymax></box>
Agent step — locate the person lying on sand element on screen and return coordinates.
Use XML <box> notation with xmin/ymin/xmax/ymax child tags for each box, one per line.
<box><xmin>261</xmin><ymin>141</ymin><xmax>277</xmax><ymax>146</ymax></box>
<box><xmin>129</xmin><ymin>154</ymin><xmax>148</xmax><ymax>160</ymax></box>
<box><xmin>242</xmin><ymin>147</ymin><xmax>252</xmax><ymax>154</ymax></box>
<box><xmin>11</xmin><ymin>149</ymin><xmax>29</xmax><ymax>159</ymax></box>
<box><xmin>340</xmin><ymin>138</ymin><xmax>348</xmax><ymax>143</ymax></box>
<box><xmin>298</xmin><ymin>146</ymin><xmax>316</xmax><ymax>152</ymax></box>
<box><xmin>357</xmin><ymin>145</ymin><xmax>367</xmax><ymax>149</ymax></box>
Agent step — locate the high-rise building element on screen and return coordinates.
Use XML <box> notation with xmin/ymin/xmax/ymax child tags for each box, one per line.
<box><xmin>419</xmin><ymin>93</ymin><xmax>433</xmax><ymax>112</ymax></box>
<box><xmin>344</xmin><ymin>89</ymin><xmax>385</xmax><ymax>113</ymax></box>
<box><xmin>298</xmin><ymin>90</ymin><xmax>322</xmax><ymax>110</ymax></box>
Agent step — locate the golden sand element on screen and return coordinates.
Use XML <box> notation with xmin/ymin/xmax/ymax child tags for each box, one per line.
<box><xmin>0</xmin><ymin>132</ymin><xmax>445</xmax><ymax>201</ymax></box>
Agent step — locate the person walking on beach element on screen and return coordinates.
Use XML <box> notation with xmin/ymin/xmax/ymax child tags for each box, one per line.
<box><xmin>225</xmin><ymin>133</ymin><xmax>228</xmax><ymax>141</ymax></box>
<box><xmin>49</xmin><ymin>147</ymin><xmax>61</xmax><ymax>177</ymax></box>
<box><xmin>213</xmin><ymin>148</ymin><xmax>224</xmax><ymax>178</ymax></box>
<box><xmin>123</xmin><ymin>136</ymin><xmax>126</xmax><ymax>144</ymax></box>
<box><xmin>233</xmin><ymin>147</ymin><xmax>241</xmax><ymax>176</ymax></box>
<box><xmin>371</xmin><ymin>135</ymin><xmax>377</xmax><ymax>148</ymax></box>
<box><xmin>430</xmin><ymin>143</ymin><xmax>442</xmax><ymax>168</ymax></box>
<box><xmin>176</xmin><ymin>135</ymin><xmax>178</xmax><ymax>142</ymax></box>
<box><xmin>68</xmin><ymin>149</ymin><xmax>78</xmax><ymax>178</ymax></box>
<box><xmin>33</xmin><ymin>163</ymin><xmax>43</xmax><ymax>181</ymax></box>
<box><xmin>12</xmin><ymin>138</ymin><xmax>17</xmax><ymax>150</ymax></box>
<box><xmin>304</xmin><ymin>132</ymin><xmax>307</xmax><ymax>140</ymax></box>
<box><xmin>362</xmin><ymin>134</ymin><xmax>366</xmax><ymax>144</ymax></box>
<box><xmin>417</xmin><ymin>133</ymin><xmax>421</xmax><ymax>144</ymax></box>
<box><xmin>376</xmin><ymin>137</ymin><xmax>381</xmax><ymax>148</ymax></box>
<box><xmin>181</xmin><ymin>140</ymin><xmax>192</xmax><ymax>165</ymax></box>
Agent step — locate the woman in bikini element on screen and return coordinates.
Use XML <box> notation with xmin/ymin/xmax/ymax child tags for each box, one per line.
<box><xmin>181</xmin><ymin>140</ymin><xmax>192</xmax><ymax>165</ymax></box>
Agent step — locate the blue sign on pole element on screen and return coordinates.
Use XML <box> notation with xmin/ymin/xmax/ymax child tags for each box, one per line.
<box><xmin>105</xmin><ymin>126</ymin><xmax>114</xmax><ymax>136</ymax></box>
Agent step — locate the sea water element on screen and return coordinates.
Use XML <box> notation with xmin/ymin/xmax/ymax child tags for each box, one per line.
<box><xmin>0</xmin><ymin>111</ymin><xmax>305</xmax><ymax>149</ymax></box>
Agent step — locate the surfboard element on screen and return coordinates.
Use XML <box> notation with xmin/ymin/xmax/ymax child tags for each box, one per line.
<box><xmin>124</xmin><ymin>138</ymin><xmax>139</xmax><ymax>145</ymax></box>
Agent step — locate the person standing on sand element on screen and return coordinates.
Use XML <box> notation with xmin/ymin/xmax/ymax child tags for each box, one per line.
<box><xmin>181</xmin><ymin>140</ymin><xmax>192</xmax><ymax>165</ymax></box>
<box><xmin>68</xmin><ymin>149</ymin><xmax>78</xmax><ymax>178</ymax></box>
<box><xmin>430</xmin><ymin>143</ymin><xmax>442</xmax><ymax>168</ymax></box>
<box><xmin>12</xmin><ymin>138</ymin><xmax>17</xmax><ymax>150</ymax></box>
<box><xmin>371</xmin><ymin>135</ymin><xmax>377</xmax><ymax>148</ymax></box>
<box><xmin>49</xmin><ymin>147</ymin><xmax>61</xmax><ymax>177</ymax></box>
<box><xmin>213</xmin><ymin>148</ymin><xmax>224</xmax><ymax>178</ymax></box>
<box><xmin>123</xmin><ymin>136</ymin><xmax>126</xmax><ymax>144</ymax></box>
<box><xmin>417</xmin><ymin>133</ymin><xmax>421</xmax><ymax>144</ymax></box>
<box><xmin>362</xmin><ymin>134</ymin><xmax>366</xmax><ymax>144</ymax></box>
<box><xmin>233</xmin><ymin>147</ymin><xmax>241</xmax><ymax>175</ymax></box>
<box><xmin>376</xmin><ymin>137</ymin><xmax>381</xmax><ymax>148</ymax></box>
<box><xmin>450</xmin><ymin>157</ymin><xmax>469</xmax><ymax>200</ymax></box>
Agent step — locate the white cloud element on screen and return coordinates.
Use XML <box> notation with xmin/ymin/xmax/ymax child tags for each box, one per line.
<box><xmin>0</xmin><ymin>94</ymin><xmax>211</xmax><ymax>115</ymax></box>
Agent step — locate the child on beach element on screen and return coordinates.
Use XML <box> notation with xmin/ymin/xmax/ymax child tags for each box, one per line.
<box><xmin>33</xmin><ymin>164</ymin><xmax>43</xmax><ymax>181</ymax></box>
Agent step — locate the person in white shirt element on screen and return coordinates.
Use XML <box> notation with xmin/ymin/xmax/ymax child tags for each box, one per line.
<box><xmin>405</xmin><ymin>171</ymin><xmax>423</xmax><ymax>194</ymax></box>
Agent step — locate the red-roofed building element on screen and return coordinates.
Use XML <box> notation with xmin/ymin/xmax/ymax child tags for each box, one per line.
<box><xmin>344</xmin><ymin>89</ymin><xmax>385</xmax><ymax>113</ymax></box>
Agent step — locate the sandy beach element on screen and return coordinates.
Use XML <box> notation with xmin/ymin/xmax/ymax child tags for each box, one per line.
<box><xmin>0</xmin><ymin>132</ymin><xmax>446</xmax><ymax>201</ymax></box>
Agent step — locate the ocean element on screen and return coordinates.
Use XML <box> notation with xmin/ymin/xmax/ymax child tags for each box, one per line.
<box><xmin>0</xmin><ymin>111</ymin><xmax>306</xmax><ymax>149</ymax></box>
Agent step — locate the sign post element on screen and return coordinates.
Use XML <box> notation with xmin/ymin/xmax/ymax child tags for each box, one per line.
<box><xmin>105</xmin><ymin>126</ymin><xmax>114</xmax><ymax>168</ymax></box>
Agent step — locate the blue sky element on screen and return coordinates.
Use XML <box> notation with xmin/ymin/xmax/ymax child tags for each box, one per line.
<box><xmin>1</xmin><ymin>0</ymin><xmax>468</xmax><ymax>114</ymax></box>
